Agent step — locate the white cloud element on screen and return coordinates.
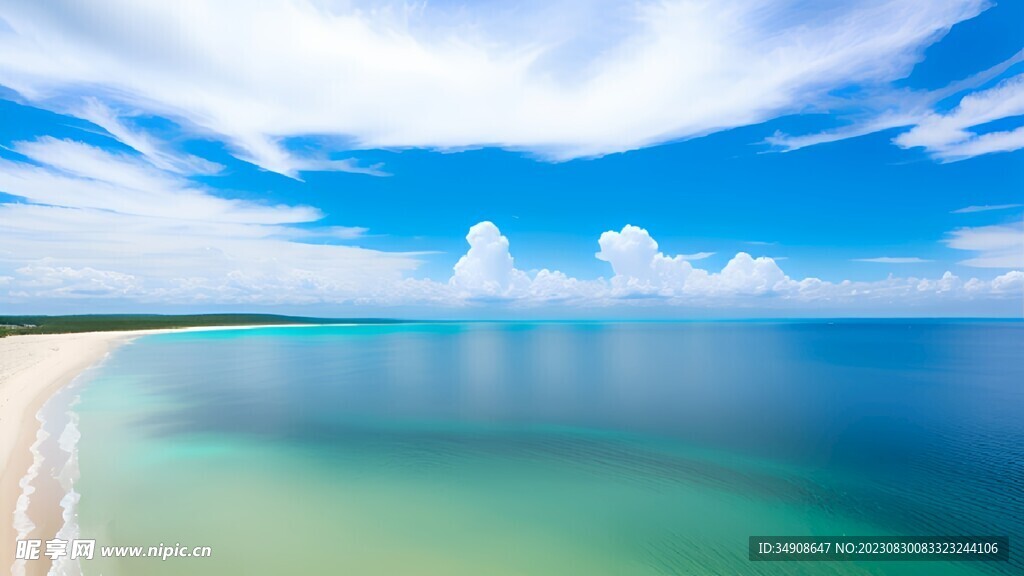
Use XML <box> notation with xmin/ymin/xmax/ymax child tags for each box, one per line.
<box><xmin>0</xmin><ymin>137</ymin><xmax>423</xmax><ymax>304</ymax></box>
<box><xmin>0</xmin><ymin>133</ymin><xmax>1020</xmax><ymax>311</ymax></box>
<box><xmin>0</xmin><ymin>0</ymin><xmax>988</xmax><ymax>175</ymax></box>
<box><xmin>854</xmin><ymin>257</ymin><xmax>932</xmax><ymax>263</ymax></box>
<box><xmin>593</xmin><ymin>225</ymin><xmax>792</xmax><ymax>297</ymax></box>
<box><xmin>991</xmin><ymin>270</ymin><xmax>1024</xmax><ymax>292</ymax></box>
<box><xmin>76</xmin><ymin>97</ymin><xmax>224</xmax><ymax>176</ymax></box>
<box><xmin>3</xmin><ymin>187</ymin><xmax>1023</xmax><ymax>308</ymax></box>
<box><xmin>12</xmin><ymin>265</ymin><xmax>141</xmax><ymax>298</ymax></box>
<box><xmin>1</xmin><ymin>201</ymin><xmax>424</xmax><ymax>304</ymax></box>
<box><xmin>678</xmin><ymin>252</ymin><xmax>715</xmax><ymax>261</ymax></box>
<box><xmin>449</xmin><ymin>221</ymin><xmax>529</xmax><ymax>298</ymax></box>
<box><xmin>768</xmin><ymin>49</ymin><xmax>1024</xmax><ymax>161</ymax></box>
<box><xmin>927</xmin><ymin>126</ymin><xmax>1024</xmax><ymax>161</ymax></box>
<box><xmin>765</xmin><ymin>112</ymin><xmax>920</xmax><ymax>153</ymax></box>
<box><xmin>284</xmin><ymin>226</ymin><xmax>370</xmax><ymax>241</ymax></box>
<box><xmin>63</xmin><ymin>99</ymin><xmax>390</xmax><ymax>180</ymax></box>
<box><xmin>597</xmin><ymin>225</ymin><xmax>699</xmax><ymax>295</ymax></box>
<box><xmin>438</xmin><ymin>223</ymin><xmax>1023</xmax><ymax>309</ymax></box>
<box><xmin>946</xmin><ymin>223</ymin><xmax>1024</xmax><ymax>268</ymax></box>
<box><xmin>286</xmin><ymin>158</ymin><xmax>391</xmax><ymax>178</ymax></box>
<box><xmin>4</xmin><ymin>137</ymin><xmax>325</xmax><ymax>224</ymax></box>
<box><xmin>951</xmin><ymin>204</ymin><xmax>1022</xmax><ymax>214</ymax></box>
<box><xmin>716</xmin><ymin>253</ymin><xmax>787</xmax><ymax>295</ymax></box>
<box><xmin>893</xmin><ymin>74</ymin><xmax>1024</xmax><ymax>161</ymax></box>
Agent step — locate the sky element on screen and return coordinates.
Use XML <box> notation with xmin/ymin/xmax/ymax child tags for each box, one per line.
<box><xmin>0</xmin><ymin>0</ymin><xmax>1022</xmax><ymax>318</ymax></box>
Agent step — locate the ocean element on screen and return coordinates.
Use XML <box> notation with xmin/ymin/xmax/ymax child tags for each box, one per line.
<box><xmin>52</xmin><ymin>322</ymin><xmax>1024</xmax><ymax>574</ymax></box>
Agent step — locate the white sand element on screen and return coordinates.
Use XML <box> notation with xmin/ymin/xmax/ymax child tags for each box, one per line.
<box><xmin>0</xmin><ymin>325</ymin><xmax>322</xmax><ymax>574</ymax></box>
<box><xmin>0</xmin><ymin>331</ymin><xmax>132</xmax><ymax>574</ymax></box>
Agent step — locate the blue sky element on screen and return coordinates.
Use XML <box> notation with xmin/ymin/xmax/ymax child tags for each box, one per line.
<box><xmin>0</xmin><ymin>0</ymin><xmax>1021</xmax><ymax>317</ymax></box>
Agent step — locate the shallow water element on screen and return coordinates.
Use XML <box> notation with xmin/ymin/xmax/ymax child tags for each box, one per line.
<box><xmin>68</xmin><ymin>322</ymin><xmax>1023</xmax><ymax>574</ymax></box>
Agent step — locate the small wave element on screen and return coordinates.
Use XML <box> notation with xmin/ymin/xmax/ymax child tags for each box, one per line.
<box><xmin>13</xmin><ymin>420</ymin><xmax>48</xmax><ymax>538</ymax></box>
<box><xmin>49</xmin><ymin>352</ymin><xmax>115</xmax><ymax>576</ymax></box>
<box><xmin>50</xmin><ymin>394</ymin><xmax>84</xmax><ymax>576</ymax></box>
<box><xmin>15</xmin><ymin>351</ymin><xmax>105</xmax><ymax>576</ymax></box>
<box><xmin>56</xmin><ymin>399</ymin><xmax>81</xmax><ymax>490</ymax></box>
<box><xmin>11</xmin><ymin>413</ymin><xmax>49</xmax><ymax>576</ymax></box>
<box><xmin>50</xmin><ymin>489</ymin><xmax>82</xmax><ymax>576</ymax></box>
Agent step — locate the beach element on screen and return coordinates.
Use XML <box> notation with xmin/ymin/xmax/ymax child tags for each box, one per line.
<box><xmin>0</xmin><ymin>332</ymin><xmax>131</xmax><ymax>575</ymax></box>
<box><xmin>0</xmin><ymin>326</ymin><xmax>310</xmax><ymax>575</ymax></box>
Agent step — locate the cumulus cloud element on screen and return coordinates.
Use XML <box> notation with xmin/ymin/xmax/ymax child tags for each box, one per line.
<box><xmin>594</xmin><ymin>225</ymin><xmax>791</xmax><ymax>297</ymax></box>
<box><xmin>438</xmin><ymin>223</ymin><xmax>1023</xmax><ymax>310</ymax></box>
<box><xmin>991</xmin><ymin>270</ymin><xmax>1024</xmax><ymax>292</ymax></box>
<box><xmin>716</xmin><ymin>253</ymin><xmax>787</xmax><ymax>295</ymax></box>
<box><xmin>449</xmin><ymin>222</ymin><xmax>529</xmax><ymax>298</ymax></box>
<box><xmin>596</xmin><ymin>225</ymin><xmax>694</xmax><ymax>290</ymax></box>
<box><xmin>0</xmin><ymin>0</ymin><xmax>990</xmax><ymax>175</ymax></box>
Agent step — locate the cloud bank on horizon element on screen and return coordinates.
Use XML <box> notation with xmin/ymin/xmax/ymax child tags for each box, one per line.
<box><xmin>0</xmin><ymin>0</ymin><xmax>1021</xmax><ymax>314</ymax></box>
<box><xmin>0</xmin><ymin>0</ymin><xmax>1021</xmax><ymax>176</ymax></box>
<box><xmin>2</xmin><ymin>134</ymin><xmax>1021</xmax><ymax>312</ymax></box>
<box><xmin>443</xmin><ymin>221</ymin><xmax>1023</xmax><ymax>306</ymax></box>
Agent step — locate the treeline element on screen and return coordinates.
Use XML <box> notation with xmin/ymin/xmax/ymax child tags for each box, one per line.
<box><xmin>0</xmin><ymin>314</ymin><xmax>404</xmax><ymax>336</ymax></box>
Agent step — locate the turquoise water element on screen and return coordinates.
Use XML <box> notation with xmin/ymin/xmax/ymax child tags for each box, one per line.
<box><xmin>70</xmin><ymin>322</ymin><xmax>1022</xmax><ymax>574</ymax></box>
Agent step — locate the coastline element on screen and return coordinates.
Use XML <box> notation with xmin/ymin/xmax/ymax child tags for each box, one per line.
<box><xmin>0</xmin><ymin>325</ymin><xmax>323</xmax><ymax>575</ymax></box>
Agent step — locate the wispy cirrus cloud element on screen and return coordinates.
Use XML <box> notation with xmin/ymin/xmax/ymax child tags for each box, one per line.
<box><xmin>3</xmin><ymin>137</ymin><xmax>320</xmax><ymax>223</ymax></box>
<box><xmin>678</xmin><ymin>252</ymin><xmax>715</xmax><ymax>261</ymax></box>
<box><xmin>0</xmin><ymin>0</ymin><xmax>991</xmax><ymax>176</ymax></box>
<box><xmin>0</xmin><ymin>136</ymin><xmax>422</xmax><ymax>303</ymax></box>
<box><xmin>946</xmin><ymin>222</ymin><xmax>1024</xmax><ymax>268</ymax></box>
<box><xmin>893</xmin><ymin>74</ymin><xmax>1024</xmax><ymax>162</ymax></box>
<box><xmin>768</xmin><ymin>48</ymin><xmax>1024</xmax><ymax>161</ymax></box>
<box><xmin>952</xmin><ymin>204</ymin><xmax>1023</xmax><ymax>214</ymax></box>
<box><xmin>75</xmin><ymin>98</ymin><xmax>224</xmax><ymax>176</ymax></box>
<box><xmin>853</xmin><ymin>257</ymin><xmax>932</xmax><ymax>263</ymax></box>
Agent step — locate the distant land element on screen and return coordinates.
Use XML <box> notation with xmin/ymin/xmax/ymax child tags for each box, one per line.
<box><xmin>0</xmin><ymin>314</ymin><xmax>405</xmax><ymax>337</ymax></box>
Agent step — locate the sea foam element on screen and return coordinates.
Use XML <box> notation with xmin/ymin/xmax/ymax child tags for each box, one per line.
<box><xmin>50</xmin><ymin>395</ymin><xmax>83</xmax><ymax>576</ymax></box>
<box><xmin>12</xmin><ymin>352</ymin><xmax>107</xmax><ymax>576</ymax></box>
<box><xmin>11</xmin><ymin>414</ymin><xmax>49</xmax><ymax>576</ymax></box>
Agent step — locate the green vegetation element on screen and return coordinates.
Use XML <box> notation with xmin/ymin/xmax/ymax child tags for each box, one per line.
<box><xmin>0</xmin><ymin>314</ymin><xmax>404</xmax><ymax>337</ymax></box>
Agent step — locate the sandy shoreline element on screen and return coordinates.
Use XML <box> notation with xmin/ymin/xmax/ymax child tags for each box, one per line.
<box><xmin>0</xmin><ymin>325</ymin><xmax>321</xmax><ymax>575</ymax></box>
